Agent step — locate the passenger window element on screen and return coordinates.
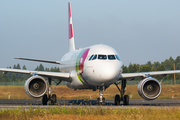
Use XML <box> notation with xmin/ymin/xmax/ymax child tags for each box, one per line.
<box><xmin>115</xmin><ymin>55</ymin><xmax>121</xmax><ymax>61</ymax></box>
<box><xmin>89</xmin><ymin>55</ymin><xmax>94</xmax><ymax>60</ymax></box>
<box><xmin>92</xmin><ymin>54</ymin><xmax>97</xmax><ymax>60</ymax></box>
<box><xmin>108</xmin><ymin>55</ymin><xmax>116</xmax><ymax>60</ymax></box>
<box><xmin>98</xmin><ymin>55</ymin><xmax>107</xmax><ymax>60</ymax></box>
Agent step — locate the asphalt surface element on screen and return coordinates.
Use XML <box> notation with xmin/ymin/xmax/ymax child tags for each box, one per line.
<box><xmin>0</xmin><ymin>99</ymin><xmax>180</xmax><ymax>107</ymax></box>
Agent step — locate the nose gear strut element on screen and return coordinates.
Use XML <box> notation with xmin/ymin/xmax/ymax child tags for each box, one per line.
<box><xmin>97</xmin><ymin>86</ymin><xmax>105</xmax><ymax>105</ymax></box>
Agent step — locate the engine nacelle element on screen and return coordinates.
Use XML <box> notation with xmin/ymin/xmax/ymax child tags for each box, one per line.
<box><xmin>138</xmin><ymin>77</ymin><xmax>161</xmax><ymax>100</ymax></box>
<box><xmin>24</xmin><ymin>75</ymin><xmax>47</xmax><ymax>98</ymax></box>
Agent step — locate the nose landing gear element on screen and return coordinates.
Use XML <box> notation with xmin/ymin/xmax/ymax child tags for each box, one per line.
<box><xmin>114</xmin><ymin>80</ymin><xmax>129</xmax><ymax>105</ymax></box>
<box><xmin>97</xmin><ymin>87</ymin><xmax>105</xmax><ymax>105</ymax></box>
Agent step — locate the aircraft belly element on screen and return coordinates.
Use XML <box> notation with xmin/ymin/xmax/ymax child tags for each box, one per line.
<box><xmin>67</xmin><ymin>70</ymin><xmax>95</xmax><ymax>90</ymax></box>
<box><xmin>66</xmin><ymin>82</ymin><xmax>93</xmax><ymax>89</ymax></box>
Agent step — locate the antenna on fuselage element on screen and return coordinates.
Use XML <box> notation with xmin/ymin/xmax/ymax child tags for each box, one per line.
<box><xmin>68</xmin><ymin>2</ymin><xmax>75</xmax><ymax>51</ymax></box>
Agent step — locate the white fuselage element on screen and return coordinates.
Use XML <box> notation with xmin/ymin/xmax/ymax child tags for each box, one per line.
<box><xmin>59</xmin><ymin>44</ymin><xmax>123</xmax><ymax>90</ymax></box>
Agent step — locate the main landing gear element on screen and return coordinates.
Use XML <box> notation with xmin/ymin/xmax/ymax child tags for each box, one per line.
<box><xmin>97</xmin><ymin>87</ymin><xmax>105</xmax><ymax>105</ymax></box>
<box><xmin>42</xmin><ymin>78</ymin><xmax>61</xmax><ymax>105</ymax></box>
<box><xmin>96</xmin><ymin>80</ymin><xmax>129</xmax><ymax>106</ymax></box>
<box><xmin>114</xmin><ymin>80</ymin><xmax>129</xmax><ymax>105</ymax></box>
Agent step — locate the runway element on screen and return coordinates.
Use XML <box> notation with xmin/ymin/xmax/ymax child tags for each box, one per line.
<box><xmin>0</xmin><ymin>99</ymin><xmax>180</xmax><ymax>109</ymax></box>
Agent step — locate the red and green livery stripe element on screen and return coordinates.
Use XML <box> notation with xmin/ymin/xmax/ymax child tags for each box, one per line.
<box><xmin>76</xmin><ymin>48</ymin><xmax>90</xmax><ymax>83</ymax></box>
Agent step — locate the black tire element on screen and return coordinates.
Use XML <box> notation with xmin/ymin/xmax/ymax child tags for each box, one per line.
<box><xmin>52</xmin><ymin>94</ymin><xmax>57</xmax><ymax>105</ymax></box>
<box><xmin>102</xmin><ymin>97</ymin><xmax>105</xmax><ymax>105</ymax></box>
<box><xmin>97</xmin><ymin>98</ymin><xmax>100</xmax><ymax>105</ymax></box>
<box><xmin>123</xmin><ymin>95</ymin><xmax>129</xmax><ymax>105</ymax></box>
<box><xmin>42</xmin><ymin>94</ymin><xmax>48</xmax><ymax>105</ymax></box>
<box><xmin>114</xmin><ymin>94</ymin><xmax>120</xmax><ymax>105</ymax></box>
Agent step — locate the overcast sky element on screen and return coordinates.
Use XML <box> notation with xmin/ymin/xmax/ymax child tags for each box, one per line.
<box><xmin>0</xmin><ymin>0</ymin><xmax>180</xmax><ymax>70</ymax></box>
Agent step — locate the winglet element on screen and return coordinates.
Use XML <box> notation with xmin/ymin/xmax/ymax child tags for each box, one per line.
<box><xmin>68</xmin><ymin>2</ymin><xmax>75</xmax><ymax>51</ymax></box>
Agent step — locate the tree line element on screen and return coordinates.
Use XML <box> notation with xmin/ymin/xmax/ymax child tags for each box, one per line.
<box><xmin>0</xmin><ymin>56</ymin><xmax>180</xmax><ymax>82</ymax></box>
<box><xmin>0</xmin><ymin>64</ymin><xmax>60</xmax><ymax>82</ymax></box>
<box><xmin>122</xmin><ymin>56</ymin><xmax>180</xmax><ymax>80</ymax></box>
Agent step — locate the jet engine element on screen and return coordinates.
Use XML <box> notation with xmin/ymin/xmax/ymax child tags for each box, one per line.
<box><xmin>138</xmin><ymin>77</ymin><xmax>161</xmax><ymax>100</ymax></box>
<box><xmin>24</xmin><ymin>75</ymin><xmax>47</xmax><ymax>98</ymax></box>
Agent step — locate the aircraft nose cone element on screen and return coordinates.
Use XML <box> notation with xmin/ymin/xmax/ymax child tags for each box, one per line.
<box><xmin>84</xmin><ymin>61</ymin><xmax>122</xmax><ymax>86</ymax></box>
<box><xmin>100</xmin><ymin>63</ymin><xmax>120</xmax><ymax>81</ymax></box>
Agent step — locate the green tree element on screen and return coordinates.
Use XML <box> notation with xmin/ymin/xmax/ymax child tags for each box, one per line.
<box><xmin>11</xmin><ymin>73</ymin><xmax>16</xmax><ymax>81</ymax></box>
<box><xmin>128</xmin><ymin>63</ymin><xmax>134</xmax><ymax>73</ymax></box>
<box><xmin>13</xmin><ymin>65</ymin><xmax>17</xmax><ymax>69</ymax></box>
<box><xmin>140</xmin><ymin>65</ymin><xmax>151</xmax><ymax>72</ymax></box>
<box><xmin>50</xmin><ymin>67</ymin><xmax>60</xmax><ymax>72</ymax></box>
<box><xmin>35</xmin><ymin>64</ymin><xmax>44</xmax><ymax>71</ymax></box>
<box><xmin>39</xmin><ymin>64</ymin><xmax>44</xmax><ymax>71</ymax></box>
<box><xmin>169</xmin><ymin>56</ymin><xmax>174</xmax><ymax>62</ymax></box>
<box><xmin>128</xmin><ymin>63</ymin><xmax>139</xmax><ymax>73</ymax></box>
<box><xmin>6</xmin><ymin>66</ymin><xmax>12</xmax><ymax>80</ymax></box>
<box><xmin>175</xmin><ymin>63</ymin><xmax>180</xmax><ymax>80</ymax></box>
<box><xmin>155</xmin><ymin>64</ymin><xmax>166</xmax><ymax>80</ymax></box>
<box><xmin>151</xmin><ymin>61</ymin><xmax>160</xmax><ymax>71</ymax></box>
<box><xmin>45</xmin><ymin>68</ymin><xmax>50</xmax><ymax>71</ymax></box>
<box><xmin>133</xmin><ymin>64</ymin><xmax>140</xmax><ymax>72</ymax></box>
<box><xmin>163</xmin><ymin>59</ymin><xmax>173</xmax><ymax>70</ymax></box>
<box><xmin>175</xmin><ymin>56</ymin><xmax>180</xmax><ymax>64</ymax></box>
<box><xmin>176</xmin><ymin>63</ymin><xmax>180</xmax><ymax>70</ymax></box>
<box><xmin>156</xmin><ymin>64</ymin><xmax>166</xmax><ymax>71</ymax></box>
<box><xmin>16</xmin><ymin>64</ymin><xmax>21</xmax><ymax>69</ymax></box>
<box><xmin>146</xmin><ymin>61</ymin><xmax>152</xmax><ymax>67</ymax></box>
<box><xmin>123</xmin><ymin>66</ymin><xmax>128</xmax><ymax>73</ymax></box>
<box><xmin>22</xmin><ymin>65</ymin><xmax>27</xmax><ymax>70</ymax></box>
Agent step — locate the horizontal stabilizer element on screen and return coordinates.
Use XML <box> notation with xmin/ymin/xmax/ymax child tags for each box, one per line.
<box><xmin>15</xmin><ymin>57</ymin><xmax>60</xmax><ymax>64</ymax></box>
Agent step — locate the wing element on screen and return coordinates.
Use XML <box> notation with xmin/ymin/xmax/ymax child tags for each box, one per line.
<box><xmin>120</xmin><ymin>70</ymin><xmax>180</xmax><ymax>80</ymax></box>
<box><xmin>0</xmin><ymin>68</ymin><xmax>71</xmax><ymax>82</ymax></box>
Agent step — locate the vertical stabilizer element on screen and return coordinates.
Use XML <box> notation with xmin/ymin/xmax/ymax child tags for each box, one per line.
<box><xmin>68</xmin><ymin>2</ymin><xmax>75</xmax><ymax>51</ymax></box>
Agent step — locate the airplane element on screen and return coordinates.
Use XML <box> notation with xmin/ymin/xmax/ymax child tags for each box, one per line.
<box><xmin>1</xmin><ymin>2</ymin><xmax>180</xmax><ymax>105</ymax></box>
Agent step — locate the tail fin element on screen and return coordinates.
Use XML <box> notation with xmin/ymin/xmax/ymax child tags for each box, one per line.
<box><xmin>68</xmin><ymin>2</ymin><xmax>75</xmax><ymax>51</ymax></box>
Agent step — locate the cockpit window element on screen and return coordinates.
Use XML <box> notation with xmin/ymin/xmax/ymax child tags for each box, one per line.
<box><xmin>92</xmin><ymin>54</ymin><xmax>97</xmax><ymax>60</ymax></box>
<box><xmin>89</xmin><ymin>55</ymin><xmax>94</xmax><ymax>60</ymax></box>
<box><xmin>115</xmin><ymin>55</ymin><xmax>121</xmax><ymax>61</ymax></box>
<box><xmin>89</xmin><ymin>54</ymin><xmax>121</xmax><ymax>61</ymax></box>
<box><xmin>108</xmin><ymin>55</ymin><xmax>116</xmax><ymax>60</ymax></box>
<box><xmin>98</xmin><ymin>55</ymin><xmax>107</xmax><ymax>60</ymax></box>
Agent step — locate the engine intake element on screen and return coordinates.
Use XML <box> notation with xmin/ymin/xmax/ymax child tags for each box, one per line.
<box><xmin>138</xmin><ymin>77</ymin><xmax>161</xmax><ymax>100</ymax></box>
<box><xmin>24</xmin><ymin>76</ymin><xmax>47</xmax><ymax>98</ymax></box>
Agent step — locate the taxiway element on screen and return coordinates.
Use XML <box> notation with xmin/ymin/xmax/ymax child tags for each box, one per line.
<box><xmin>0</xmin><ymin>99</ymin><xmax>180</xmax><ymax>109</ymax></box>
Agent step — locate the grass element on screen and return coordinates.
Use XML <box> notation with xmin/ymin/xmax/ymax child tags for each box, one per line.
<box><xmin>0</xmin><ymin>106</ymin><xmax>180</xmax><ymax>120</ymax></box>
<box><xmin>1</xmin><ymin>85</ymin><xmax>180</xmax><ymax>120</ymax></box>
<box><xmin>0</xmin><ymin>85</ymin><xmax>180</xmax><ymax>100</ymax></box>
